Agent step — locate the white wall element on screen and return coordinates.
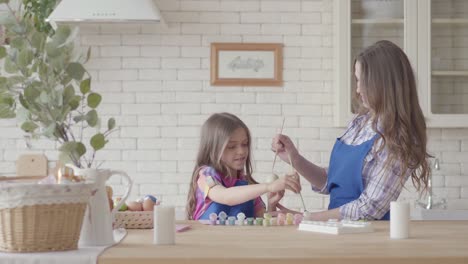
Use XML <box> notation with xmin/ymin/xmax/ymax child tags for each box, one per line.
<box><xmin>1</xmin><ymin>0</ymin><xmax>467</xmax><ymax>213</ymax></box>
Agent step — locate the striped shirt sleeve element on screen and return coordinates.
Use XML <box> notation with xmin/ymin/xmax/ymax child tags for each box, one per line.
<box><xmin>311</xmin><ymin>167</ymin><xmax>329</xmax><ymax>194</ymax></box>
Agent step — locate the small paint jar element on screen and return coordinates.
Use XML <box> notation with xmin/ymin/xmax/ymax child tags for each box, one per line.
<box><xmin>286</xmin><ymin>213</ymin><xmax>294</xmax><ymax>225</ymax></box>
<box><xmin>246</xmin><ymin>217</ymin><xmax>254</xmax><ymax>225</ymax></box>
<box><xmin>293</xmin><ymin>213</ymin><xmax>303</xmax><ymax>225</ymax></box>
<box><xmin>277</xmin><ymin>213</ymin><xmax>285</xmax><ymax>225</ymax></box>
<box><xmin>236</xmin><ymin>213</ymin><xmax>245</xmax><ymax>225</ymax></box>
<box><xmin>209</xmin><ymin>213</ymin><xmax>218</xmax><ymax>225</ymax></box>
<box><xmin>270</xmin><ymin>217</ymin><xmax>277</xmax><ymax>226</ymax></box>
<box><xmin>218</xmin><ymin>211</ymin><xmax>227</xmax><ymax>220</ymax></box>
<box><xmin>228</xmin><ymin>216</ymin><xmax>236</xmax><ymax>226</ymax></box>
<box><xmin>218</xmin><ymin>211</ymin><xmax>227</xmax><ymax>225</ymax></box>
<box><xmin>255</xmin><ymin>217</ymin><xmax>263</xmax><ymax>226</ymax></box>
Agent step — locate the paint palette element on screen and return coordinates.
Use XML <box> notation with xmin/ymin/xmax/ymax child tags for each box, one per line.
<box><xmin>298</xmin><ymin>219</ymin><xmax>374</xmax><ymax>235</ymax></box>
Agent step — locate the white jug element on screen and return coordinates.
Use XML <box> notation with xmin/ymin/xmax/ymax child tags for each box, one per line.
<box><xmin>68</xmin><ymin>165</ymin><xmax>132</xmax><ymax>247</ymax></box>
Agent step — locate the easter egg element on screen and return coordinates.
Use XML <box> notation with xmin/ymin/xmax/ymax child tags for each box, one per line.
<box><xmin>269</xmin><ymin>173</ymin><xmax>279</xmax><ymax>183</ymax></box>
<box><xmin>126</xmin><ymin>201</ymin><xmax>143</xmax><ymax>211</ymax></box>
<box><xmin>114</xmin><ymin>197</ymin><xmax>128</xmax><ymax>211</ymax></box>
<box><xmin>144</xmin><ymin>195</ymin><xmax>157</xmax><ymax>203</ymax></box>
<box><xmin>142</xmin><ymin>198</ymin><xmax>155</xmax><ymax>211</ymax></box>
<box><xmin>119</xmin><ymin>203</ymin><xmax>128</xmax><ymax>211</ymax></box>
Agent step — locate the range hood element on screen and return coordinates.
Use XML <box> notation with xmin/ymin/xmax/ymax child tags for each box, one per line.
<box><xmin>46</xmin><ymin>0</ymin><xmax>163</xmax><ymax>23</ymax></box>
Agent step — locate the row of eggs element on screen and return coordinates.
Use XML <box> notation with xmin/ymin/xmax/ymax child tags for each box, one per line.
<box><xmin>114</xmin><ymin>195</ymin><xmax>159</xmax><ymax>211</ymax></box>
<box><xmin>106</xmin><ymin>186</ymin><xmax>159</xmax><ymax>211</ymax></box>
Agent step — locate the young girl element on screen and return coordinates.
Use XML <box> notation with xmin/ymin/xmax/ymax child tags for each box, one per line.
<box><xmin>186</xmin><ymin>112</ymin><xmax>301</xmax><ymax>220</ymax></box>
<box><xmin>272</xmin><ymin>40</ymin><xmax>430</xmax><ymax>221</ymax></box>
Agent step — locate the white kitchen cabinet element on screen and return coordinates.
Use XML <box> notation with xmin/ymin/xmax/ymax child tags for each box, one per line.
<box><xmin>334</xmin><ymin>0</ymin><xmax>468</xmax><ymax>127</ymax></box>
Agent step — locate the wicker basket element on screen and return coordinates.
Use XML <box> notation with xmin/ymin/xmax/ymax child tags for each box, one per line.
<box><xmin>0</xmin><ymin>177</ymin><xmax>93</xmax><ymax>252</ymax></box>
<box><xmin>115</xmin><ymin>211</ymin><xmax>153</xmax><ymax>229</ymax></box>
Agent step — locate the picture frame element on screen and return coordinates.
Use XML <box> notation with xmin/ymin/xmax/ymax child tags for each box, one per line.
<box><xmin>210</xmin><ymin>43</ymin><xmax>283</xmax><ymax>86</ymax></box>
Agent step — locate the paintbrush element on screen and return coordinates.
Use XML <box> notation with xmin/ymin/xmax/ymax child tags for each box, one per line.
<box><xmin>288</xmin><ymin>151</ymin><xmax>308</xmax><ymax>213</ymax></box>
<box><xmin>271</xmin><ymin>116</ymin><xmax>286</xmax><ymax>175</ymax></box>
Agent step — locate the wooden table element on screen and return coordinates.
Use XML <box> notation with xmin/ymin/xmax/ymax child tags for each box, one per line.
<box><xmin>99</xmin><ymin>220</ymin><xmax>468</xmax><ymax>264</ymax></box>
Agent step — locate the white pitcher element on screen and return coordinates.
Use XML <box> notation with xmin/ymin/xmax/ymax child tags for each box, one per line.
<box><xmin>67</xmin><ymin>165</ymin><xmax>132</xmax><ymax>247</ymax></box>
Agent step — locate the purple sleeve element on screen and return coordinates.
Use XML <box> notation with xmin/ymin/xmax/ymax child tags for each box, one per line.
<box><xmin>196</xmin><ymin>166</ymin><xmax>223</xmax><ymax>199</ymax></box>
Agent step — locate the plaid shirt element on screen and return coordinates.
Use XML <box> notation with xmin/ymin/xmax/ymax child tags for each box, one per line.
<box><xmin>314</xmin><ymin>114</ymin><xmax>409</xmax><ymax>220</ymax></box>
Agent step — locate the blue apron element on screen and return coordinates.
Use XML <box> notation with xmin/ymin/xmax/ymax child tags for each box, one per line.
<box><xmin>199</xmin><ymin>179</ymin><xmax>255</xmax><ymax>220</ymax></box>
<box><xmin>327</xmin><ymin>134</ymin><xmax>390</xmax><ymax>220</ymax></box>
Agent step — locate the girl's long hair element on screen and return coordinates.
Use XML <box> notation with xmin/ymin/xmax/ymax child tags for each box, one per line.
<box><xmin>353</xmin><ymin>40</ymin><xmax>430</xmax><ymax>192</ymax></box>
<box><xmin>186</xmin><ymin>113</ymin><xmax>256</xmax><ymax>220</ymax></box>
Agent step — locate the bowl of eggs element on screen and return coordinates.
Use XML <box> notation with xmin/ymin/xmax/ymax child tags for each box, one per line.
<box><xmin>113</xmin><ymin>195</ymin><xmax>160</xmax><ymax>229</ymax></box>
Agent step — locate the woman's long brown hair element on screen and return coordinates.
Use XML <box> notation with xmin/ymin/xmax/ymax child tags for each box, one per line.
<box><xmin>353</xmin><ymin>40</ymin><xmax>430</xmax><ymax>192</ymax></box>
<box><xmin>186</xmin><ymin>113</ymin><xmax>256</xmax><ymax>220</ymax></box>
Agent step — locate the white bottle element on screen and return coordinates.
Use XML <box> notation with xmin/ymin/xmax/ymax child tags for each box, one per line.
<box><xmin>153</xmin><ymin>206</ymin><xmax>175</xmax><ymax>245</ymax></box>
<box><xmin>390</xmin><ymin>201</ymin><xmax>410</xmax><ymax>239</ymax></box>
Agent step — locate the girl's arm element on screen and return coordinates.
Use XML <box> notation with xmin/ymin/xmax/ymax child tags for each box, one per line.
<box><xmin>272</xmin><ymin>134</ymin><xmax>328</xmax><ymax>189</ymax></box>
<box><xmin>208</xmin><ymin>176</ymin><xmax>301</xmax><ymax>206</ymax></box>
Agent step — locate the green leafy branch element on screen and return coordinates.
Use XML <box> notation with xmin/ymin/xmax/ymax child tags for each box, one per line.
<box><xmin>0</xmin><ymin>0</ymin><xmax>116</xmax><ymax>168</ymax></box>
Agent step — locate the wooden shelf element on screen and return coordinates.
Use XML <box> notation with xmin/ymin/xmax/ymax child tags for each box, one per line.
<box><xmin>432</xmin><ymin>71</ymin><xmax>468</xmax><ymax>77</ymax></box>
<box><xmin>352</xmin><ymin>18</ymin><xmax>404</xmax><ymax>24</ymax></box>
<box><xmin>432</xmin><ymin>18</ymin><xmax>468</xmax><ymax>24</ymax></box>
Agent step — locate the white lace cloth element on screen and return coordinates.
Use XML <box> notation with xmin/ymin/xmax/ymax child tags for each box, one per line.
<box><xmin>0</xmin><ymin>182</ymin><xmax>94</xmax><ymax>209</ymax></box>
<box><xmin>0</xmin><ymin>229</ymin><xmax>126</xmax><ymax>264</ymax></box>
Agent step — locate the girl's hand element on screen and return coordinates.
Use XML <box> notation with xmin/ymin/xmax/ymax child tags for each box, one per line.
<box><xmin>267</xmin><ymin>173</ymin><xmax>301</xmax><ymax>193</ymax></box>
<box><xmin>271</xmin><ymin>134</ymin><xmax>299</xmax><ymax>164</ymax></box>
<box><xmin>267</xmin><ymin>190</ymin><xmax>285</xmax><ymax>211</ymax></box>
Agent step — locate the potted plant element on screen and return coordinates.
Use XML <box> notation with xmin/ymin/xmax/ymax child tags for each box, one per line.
<box><xmin>0</xmin><ymin>0</ymin><xmax>116</xmax><ymax>168</ymax></box>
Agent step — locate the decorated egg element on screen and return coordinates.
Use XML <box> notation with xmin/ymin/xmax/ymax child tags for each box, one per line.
<box><xmin>114</xmin><ymin>198</ymin><xmax>128</xmax><ymax>211</ymax></box>
<box><xmin>126</xmin><ymin>201</ymin><xmax>143</xmax><ymax>211</ymax></box>
<box><xmin>144</xmin><ymin>195</ymin><xmax>157</xmax><ymax>203</ymax></box>
<box><xmin>142</xmin><ymin>198</ymin><xmax>155</xmax><ymax>211</ymax></box>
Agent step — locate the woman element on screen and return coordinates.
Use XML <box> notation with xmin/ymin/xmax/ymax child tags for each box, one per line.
<box><xmin>272</xmin><ymin>40</ymin><xmax>430</xmax><ymax>220</ymax></box>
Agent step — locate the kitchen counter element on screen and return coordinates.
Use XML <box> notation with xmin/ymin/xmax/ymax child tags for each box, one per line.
<box><xmin>99</xmin><ymin>220</ymin><xmax>468</xmax><ymax>264</ymax></box>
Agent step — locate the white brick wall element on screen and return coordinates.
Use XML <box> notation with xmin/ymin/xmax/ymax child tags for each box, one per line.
<box><xmin>1</xmin><ymin>0</ymin><xmax>467</xmax><ymax>214</ymax></box>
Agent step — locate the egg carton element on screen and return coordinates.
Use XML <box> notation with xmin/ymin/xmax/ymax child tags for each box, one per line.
<box><xmin>114</xmin><ymin>211</ymin><xmax>153</xmax><ymax>229</ymax></box>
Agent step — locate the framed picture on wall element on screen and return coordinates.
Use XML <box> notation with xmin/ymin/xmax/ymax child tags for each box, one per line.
<box><xmin>210</xmin><ymin>43</ymin><xmax>283</xmax><ymax>86</ymax></box>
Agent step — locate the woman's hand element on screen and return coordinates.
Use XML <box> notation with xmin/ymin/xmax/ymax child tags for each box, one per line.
<box><xmin>271</xmin><ymin>134</ymin><xmax>300</xmax><ymax>164</ymax></box>
<box><xmin>267</xmin><ymin>173</ymin><xmax>301</xmax><ymax>193</ymax></box>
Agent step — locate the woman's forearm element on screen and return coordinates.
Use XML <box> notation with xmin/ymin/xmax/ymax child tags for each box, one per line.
<box><xmin>292</xmin><ymin>153</ymin><xmax>327</xmax><ymax>189</ymax></box>
<box><xmin>306</xmin><ymin>208</ymin><xmax>341</xmax><ymax>221</ymax></box>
